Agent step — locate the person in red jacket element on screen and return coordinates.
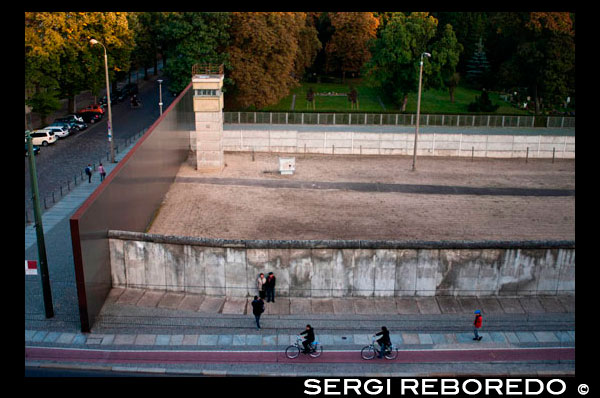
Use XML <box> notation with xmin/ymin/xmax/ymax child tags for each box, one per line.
<box><xmin>473</xmin><ymin>310</ymin><xmax>483</xmax><ymax>341</ymax></box>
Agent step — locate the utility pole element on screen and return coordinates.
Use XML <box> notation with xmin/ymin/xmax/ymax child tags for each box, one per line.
<box><xmin>26</xmin><ymin>131</ymin><xmax>54</xmax><ymax>318</ymax></box>
<box><xmin>412</xmin><ymin>52</ymin><xmax>431</xmax><ymax>171</ymax></box>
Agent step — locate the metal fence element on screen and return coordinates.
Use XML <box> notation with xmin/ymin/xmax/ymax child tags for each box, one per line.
<box><xmin>224</xmin><ymin>112</ymin><xmax>575</xmax><ymax>129</ymax></box>
<box><xmin>25</xmin><ymin>128</ymin><xmax>149</xmax><ymax>226</ymax></box>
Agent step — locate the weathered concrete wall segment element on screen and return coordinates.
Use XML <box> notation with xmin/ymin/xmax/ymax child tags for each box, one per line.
<box><xmin>222</xmin><ymin>129</ymin><xmax>575</xmax><ymax>159</ymax></box>
<box><xmin>108</xmin><ymin>231</ymin><xmax>574</xmax><ymax>297</ymax></box>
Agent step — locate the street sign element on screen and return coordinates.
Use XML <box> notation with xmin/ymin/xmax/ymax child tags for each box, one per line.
<box><xmin>25</xmin><ymin>260</ymin><xmax>38</xmax><ymax>275</ymax></box>
<box><xmin>279</xmin><ymin>157</ymin><xmax>296</xmax><ymax>175</ymax></box>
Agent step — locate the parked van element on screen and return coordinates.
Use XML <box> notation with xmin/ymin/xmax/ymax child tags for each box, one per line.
<box><xmin>28</xmin><ymin>129</ymin><xmax>58</xmax><ymax>146</ymax></box>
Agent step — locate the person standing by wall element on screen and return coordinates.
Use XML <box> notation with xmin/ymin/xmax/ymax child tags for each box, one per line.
<box><xmin>473</xmin><ymin>310</ymin><xmax>483</xmax><ymax>341</ymax></box>
<box><xmin>265</xmin><ymin>272</ymin><xmax>276</xmax><ymax>303</ymax></box>
<box><xmin>251</xmin><ymin>295</ymin><xmax>265</xmax><ymax>330</ymax></box>
<box><xmin>257</xmin><ymin>273</ymin><xmax>267</xmax><ymax>300</ymax></box>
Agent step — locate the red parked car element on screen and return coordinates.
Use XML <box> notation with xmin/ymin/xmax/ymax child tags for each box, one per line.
<box><xmin>78</xmin><ymin>104</ymin><xmax>104</xmax><ymax>115</ymax></box>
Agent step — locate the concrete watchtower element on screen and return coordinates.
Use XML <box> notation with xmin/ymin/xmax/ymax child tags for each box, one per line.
<box><xmin>192</xmin><ymin>64</ymin><xmax>225</xmax><ymax>171</ymax></box>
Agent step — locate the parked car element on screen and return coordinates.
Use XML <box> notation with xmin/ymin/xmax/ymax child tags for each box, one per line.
<box><xmin>78</xmin><ymin>103</ymin><xmax>104</xmax><ymax>115</ymax></box>
<box><xmin>76</xmin><ymin>111</ymin><xmax>102</xmax><ymax>124</ymax></box>
<box><xmin>28</xmin><ymin>129</ymin><xmax>58</xmax><ymax>146</ymax></box>
<box><xmin>44</xmin><ymin>125</ymin><xmax>71</xmax><ymax>138</ymax></box>
<box><xmin>55</xmin><ymin>116</ymin><xmax>87</xmax><ymax>131</ymax></box>
<box><xmin>47</xmin><ymin>123</ymin><xmax>78</xmax><ymax>136</ymax></box>
<box><xmin>25</xmin><ymin>143</ymin><xmax>40</xmax><ymax>156</ymax></box>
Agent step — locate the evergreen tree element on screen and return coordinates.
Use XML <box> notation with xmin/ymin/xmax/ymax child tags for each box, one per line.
<box><xmin>465</xmin><ymin>36</ymin><xmax>490</xmax><ymax>88</ymax></box>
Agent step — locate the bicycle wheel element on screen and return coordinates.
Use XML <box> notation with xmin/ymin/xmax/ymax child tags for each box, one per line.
<box><xmin>384</xmin><ymin>346</ymin><xmax>398</xmax><ymax>360</ymax></box>
<box><xmin>309</xmin><ymin>344</ymin><xmax>323</xmax><ymax>358</ymax></box>
<box><xmin>285</xmin><ymin>345</ymin><xmax>300</xmax><ymax>359</ymax></box>
<box><xmin>361</xmin><ymin>346</ymin><xmax>376</xmax><ymax>360</ymax></box>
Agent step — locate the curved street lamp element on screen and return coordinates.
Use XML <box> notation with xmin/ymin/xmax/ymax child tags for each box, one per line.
<box><xmin>90</xmin><ymin>38</ymin><xmax>115</xmax><ymax>163</ymax></box>
<box><xmin>411</xmin><ymin>52</ymin><xmax>431</xmax><ymax>171</ymax></box>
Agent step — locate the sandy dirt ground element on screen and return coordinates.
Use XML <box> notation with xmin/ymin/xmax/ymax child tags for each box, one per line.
<box><xmin>147</xmin><ymin>153</ymin><xmax>575</xmax><ymax>241</ymax></box>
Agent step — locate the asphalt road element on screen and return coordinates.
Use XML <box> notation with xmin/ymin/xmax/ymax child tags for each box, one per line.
<box><xmin>25</xmin><ymin>75</ymin><xmax>176</xmax><ymax>219</ymax></box>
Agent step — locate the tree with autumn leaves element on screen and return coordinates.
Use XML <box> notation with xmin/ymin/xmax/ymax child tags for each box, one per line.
<box><xmin>226</xmin><ymin>12</ymin><xmax>320</xmax><ymax>110</ymax></box>
<box><xmin>25</xmin><ymin>12</ymin><xmax>134</xmax><ymax>121</ymax></box>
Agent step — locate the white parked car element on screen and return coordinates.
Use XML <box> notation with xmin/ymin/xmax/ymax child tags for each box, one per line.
<box><xmin>44</xmin><ymin>125</ymin><xmax>70</xmax><ymax>138</ymax></box>
<box><xmin>28</xmin><ymin>129</ymin><xmax>58</xmax><ymax>146</ymax></box>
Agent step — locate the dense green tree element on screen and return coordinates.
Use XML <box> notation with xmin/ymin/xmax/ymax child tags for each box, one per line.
<box><xmin>159</xmin><ymin>12</ymin><xmax>230</xmax><ymax>94</ymax></box>
<box><xmin>364</xmin><ymin>12</ymin><xmax>461</xmax><ymax>111</ymax></box>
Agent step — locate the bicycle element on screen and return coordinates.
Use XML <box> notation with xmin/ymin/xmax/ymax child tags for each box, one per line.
<box><xmin>285</xmin><ymin>335</ymin><xmax>323</xmax><ymax>359</ymax></box>
<box><xmin>361</xmin><ymin>336</ymin><xmax>398</xmax><ymax>360</ymax></box>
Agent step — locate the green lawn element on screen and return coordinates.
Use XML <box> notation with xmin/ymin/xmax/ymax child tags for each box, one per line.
<box><xmin>261</xmin><ymin>79</ymin><xmax>529</xmax><ymax>115</ymax></box>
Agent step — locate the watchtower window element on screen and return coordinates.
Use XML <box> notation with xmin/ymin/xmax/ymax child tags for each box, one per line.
<box><xmin>194</xmin><ymin>89</ymin><xmax>219</xmax><ymax>97</ymax></box>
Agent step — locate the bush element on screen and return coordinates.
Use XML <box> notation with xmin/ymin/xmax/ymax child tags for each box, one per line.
<box><xmin>467</xmin><ymin>90</ymin><xmax>499</xmax><ymax>112</ymax></box>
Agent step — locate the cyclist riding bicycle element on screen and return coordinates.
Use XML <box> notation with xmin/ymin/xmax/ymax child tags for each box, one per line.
<box><xmin>131</xmin><ymin>95</ymin><xmax>140</xmax><ymax>107</ymax></box>
<box><xmin>373</xmin><ymin>326</ymin><xmax>391</xmax><ymax>358</ymax></box>
<box><xmin>300</xmin><ymin>324</ymin><xmax>315</xmax><ymax>354</ymax></box>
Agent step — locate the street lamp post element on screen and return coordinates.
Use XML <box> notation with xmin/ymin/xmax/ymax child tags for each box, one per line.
<box><xmin>157</xmin><ymin>79</ymin><xmax>163</xmax><ymax>116</ymax></box>
<box><xmin>90</xmin><ymin>38</ymin><xmax>115</xmax><ymax>163</ymax></box>
<box><xmin>411</xmin><ymin>52</ymin><xmax>431</xmax><ymax>171</ymax></box>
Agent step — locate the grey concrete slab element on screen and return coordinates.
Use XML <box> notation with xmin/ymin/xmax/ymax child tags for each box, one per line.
<box><xmin>137</xmin><ymin>290</ymin><xmax>166</xmax><ymax>308</ymax></box>
<box><xmin>198</xmin><ymin>335</ymin><xmax>219</xmax><ymax>346</ymax></box>
<box><xmin>246</xmin><ymin>334</ymin><xmax>263</xmax><ymax>346</ymax></box>
<box><xmin>332</xmin><ymin>298</ymin><xmax>355</xmax><ymax>314</ymax></box>
<box><xmin>183</xmin><ymin>335</ymin><xmax>200</xmax><ymax>345</ymax></box>
<box><xmin>265</xmin><ymin>298</ymin><xmax>290</xmax><ymax>315</ymax></box>
<box><xmin>116</xmin><ymin>288</ymin><xmax>145</xmax><ymax>306</ymax></box>
<box><xmin>155</xmin><ymin>335</ymin><xmax>171</xmax><ymax>346</ymax></box>
<box><xmin>534</xmin><ymin>331</ymin><xmax>560</xmax><ymax>343</ymax></box>
<box><xmin>290</xmin><ymin>298</ymin><xmax>312</xmax><ymax>315</ymax></box>
<box><xmin>444</xmin><ymin>333</ymin><xmax>458</xmax><ymax>344</ymax></box>
<box><xmin>538</xmin><ymin>296</ymin><xmax>567</xmax><ymax>313</ymax></box>
<box><xmin>333</xmin><ymin>335</ymin><xmax>353</xmax><ymax>345</ymax></box>
<box><xmin>222</xmin><ymin>297</ymin><xmax>248</xmax><ymax>314</ymax></box>
<box><xmin>113</xmin><ymin>334</ymin><xmax>136</xmax><ymax>345</ymax></box>
<box><xmin>105</xmin><ymin>288</ymin><xmax>126</xmax><ymax>304</ymax></box>
<box><xmin>354</xmin><ymin>298</ymin><xmax>373</xmax><ymax>315</ymax></box>
<box><xmin>312</xmin><ymin>298</ymin><xmax>334</xmax><ymax>314</ymax></box>
<box><xmin>498</xmin><ymin>297</ymin><xmax>525</xmax><ymax>314</ymax></box>
<box><xmin>418</xmin><ymin>333</ymin><xmax>433</xmax><ymax>345</ymax></box>
<box><xmin>262</xmin><ymin>335</ymin><xmax>277</xmax><ymax>346</ymax></box>
<box><xmin>515</xmin><ymin>331</ymin><xmax>537</xmax><ymax>343</ymax></box>
<box><xmin>135</xmin><ymin>334</ymin><xmax>157</xmax><ymax>345</ymax></box>
<box><xmin>157</xmin><ymin>292</ymin><xmax>186</xmax><ymax>310</ymax></box>
<box><xmin>456</xmin><ymin>297</ymin><xmax>481</xmax><ymax>314</ymax></box>
<box><xmin>42</xmin><ymin>332</ymin><xmax>61</xmax><ymax>343</ymax></box>
<box><xmin>395</xmin><ymin>298</ymin><xmax>420</xmax><ymax>314</ymax></box>
<box><xmin>478</xmin><ymin>297</ymin><xmax>504</xmax><ymax>314</ymax></box>
<box><xmin>430</xmin><ymin>333</ymin><xmax>447</xmax><ymax>345</ymax></box>
<box><xmin>401</xmin><ymin>333</ymin><xmax>420</xmax><ymax>345</ymax></box>
<box><xmin>353</xmin><ymin>334</ymin><xmax>371</xmax><ymax>345</ymax></box>
<box><xmin>558</xmin><ymin>295</ymin><xmax>575</xmax><ymax>312</ymax></box>
<box><xmin>504</xmin><ymin>332</ymin><xmax>520</xmax><ymax>344</ymax></box>
<box><xmin>85</xmin><ymin>337</ymin><xmax>103</xmax><ymax>345</ymax></box>
<box><xmin>170</xmin><ymin>335</ymin><xmax>184</xmax><ymax>345</ymax></box>
<box><xmin>178</xmin><ymin>294</ymin><xmax>205</xmax><ymax>312</ymax></box>
<box><xmin>198</xmin><ymin>297</ymin><xmax>225</xmax><ymax>313</ymax></box>
<box><xmin>233</xmin><ymin>335</ymin><xmax>247</xmax><ymax>345</ymax></box>
<box><xmin>374</xmin><ymin>298</ymin><xmax>398</xmax><ymax>315</ymax></box>
<box><xmin>519</xmin><ymin>297</ymin><xmax>545</xmax><ymax>313</ymax></box>
<box><xmin>488</xmin><ymin>332</ymin><xmax>508</xmax><ymax>344</ymax></box>
<box><xmin>55</xmin><ymin>333</ymin><xmax>76</xmax><ymax>344</ymax></box>
<box><xmin>436</xmin><ymin>297</ymin><xmax>461</xmax><ymax>314</ymax></box>
<box><xmin>100</xmin><ymin>334</ymin><xmax>115</xmax><ymax>345</ymax></box>
<box><xmin>416</xmin><ymin>297</ymin><xmax>441</xmax><ymax>314</ymax></box>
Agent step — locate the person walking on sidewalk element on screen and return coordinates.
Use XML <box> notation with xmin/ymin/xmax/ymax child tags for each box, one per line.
<box><xmin>265</xmin><ymin>272</ymin><xmax>276</xmax><ymax>303</ymax></box>
<box><xmin>85</xmin><ymin>164</ymin><xmax>93</xmax><ymax>183</ymax></box>
<box><xmin>300</xmin><ymin>324</ymin><xmax>315</xmax><ymax>354</ymax></box>
<box><xmin>98</xmin><ymin>163</ymin><xmax>106</xmax><ymax>182</ymax></box>
<box><xmin>473</xmin><ymin>310</ymin><xmax>483</xmax><ymax>341</ymax></box>
<box><xmin>374</xmin><ymin>326</ymin><xmax>392</xmax><ymax>358</ymax></box>
<box><xmin>251</xmin><ymin>295</ymin><xmax>265</xmax><ymax>330</ymax></box>
<box><xmin>257</xmin><ymin>273</ymin><xmax>267</xmax><ymax>300</ymax></box>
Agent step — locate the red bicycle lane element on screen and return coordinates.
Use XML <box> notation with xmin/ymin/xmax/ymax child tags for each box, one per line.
<box><xmin>25</xmin><ymin>347</ymin><xmax>574</xmax><ymax>366</ymax></box>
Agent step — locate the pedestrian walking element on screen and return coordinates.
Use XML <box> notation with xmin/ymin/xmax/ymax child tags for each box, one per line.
<box><xmin>251</xmin><ymin>295</ymin><xmax>265</xmax><ymax>330</ymax></box>
<box><xmin>473</xmin><ymin>310</ymin><xmax>483</xmax><ymax>341</ymax></box>
<box><xmin>85</xmin><ymin>164</ymin><xmax>92</xmax><ymax>183</ymax></box>
<box><xmin>265</xmin><ymin>272</ymin><xmax>276</xmax><ymax>303</ymax></box>
<box><xmin>98</xmin><ymin>163</ymin><xmax>106</xmax><ymax>182</ymax></box>
<box><xmin>257</xmin><ymin>273</ymin><xmax>267</xmax><ymax>300</ymax></box>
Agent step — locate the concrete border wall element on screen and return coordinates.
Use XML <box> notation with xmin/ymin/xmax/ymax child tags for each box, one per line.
<box><xmin>222</xmin><ymin>129</ymin><xmax>575</xmax><ymax>159</ymax></box>
<box><xmin>108</xmin><ymin>230</ymin><xmax>575</xmax><ymax>298</ymax></box>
